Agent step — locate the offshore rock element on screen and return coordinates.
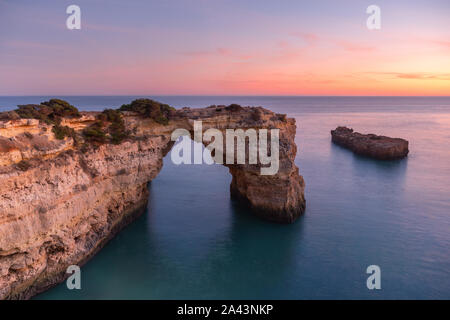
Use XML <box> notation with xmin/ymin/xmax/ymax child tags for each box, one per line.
<box><xmin>331</xmin><ymin>126</ymin><xmax>409</xmax><ymax>160</ymax></box>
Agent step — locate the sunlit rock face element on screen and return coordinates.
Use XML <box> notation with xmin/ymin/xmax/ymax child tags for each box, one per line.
<box><xmin>0</xmin><ymin>105</ymin><xmax>305</xmax><ymax>299</ymax></box>
<box><xmin>331</xmin><ymin>126</ymin><xmax>409</xmax><ymax>160</ymax></box>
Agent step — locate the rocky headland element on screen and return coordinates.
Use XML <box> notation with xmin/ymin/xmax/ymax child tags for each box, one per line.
<box><xmin>331</xmin><ymin>126</ymin><xmax>409</xmax><ymax>160</ymax></box>
<box><xmin>0</xmin><ymin>99</ymin><xmax>305</xmax><ymax>299</ymax></box>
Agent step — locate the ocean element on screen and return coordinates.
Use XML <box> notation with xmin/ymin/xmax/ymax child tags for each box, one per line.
<box><xmin>1</xmin><ymin>96</ymin><xmax>449</xmax><ymax>299</ymax></box>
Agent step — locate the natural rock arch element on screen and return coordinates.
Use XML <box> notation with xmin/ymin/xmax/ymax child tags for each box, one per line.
<box><xmin>159</xmin><ymin>105</ymin><xmax>306</xmax><ymax>223</ymax></box>
<box><xmin>0</xmin><ymin>104</ymin><xmax>305</xmax><ymax>299</ymax></box>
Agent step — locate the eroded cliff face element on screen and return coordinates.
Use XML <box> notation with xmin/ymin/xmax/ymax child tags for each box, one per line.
<box><xmin>0</xmin><ymin>105</ymin><xmax>305</xmax><ymax>299</ymax></box>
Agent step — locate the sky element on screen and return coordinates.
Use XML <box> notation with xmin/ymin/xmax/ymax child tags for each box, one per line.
<box><xmin>0</xmin><ymin>0</ymin><xmax>449</xmax><ymax>96</ymax></box>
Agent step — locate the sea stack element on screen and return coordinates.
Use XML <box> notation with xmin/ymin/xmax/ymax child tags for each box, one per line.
<box><xmin>331</xmin><ymin>126</ymin><xmax>409</xmax><ymax>160</ymax></box>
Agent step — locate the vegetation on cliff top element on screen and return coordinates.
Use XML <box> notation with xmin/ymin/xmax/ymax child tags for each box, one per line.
<box><xmin>225</xmin><ymin>104</ymin><xmax>244</xmax><ymax>112</ymax></box>
<box><xmin>79</xmin><ymin>99</ymin><xmax>174</xmax><ymax>149</ymax></box>
<box><xmin>52</xmin><ymin>124</ymin><xmax>77</xmax><ymax>141</ymax></box>
<box><xmin>83</xmin><ymin>109</ymin><xmax>129</xmax><ymax>146</ymax></box>
<box><xmin>0</xmin><ymin>99</ymin><xmax>80</xmax><ymax>123</ymax></box>
<box><xmin>119</xmin><ymin>98</ymin><xmax>175</xmax><ymax>125</ymax></box>
<box><xmin>15</xmin><ymin>99</ymin><xmax>81</xmax><ymax>125</ymax></box>
<box><xmin>0</xmin><ymin>98</ymin><xmax>174</xmax><ymax>150</ymax></box>
<box><xmin>82</xmin><ymin>121</ymin><xmax>107</xmax><ymax>145</ymax></box>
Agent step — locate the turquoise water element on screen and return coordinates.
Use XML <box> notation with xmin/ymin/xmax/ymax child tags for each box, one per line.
<box><xmin>1</xmin><ymin>96</ymin><xmax>449</xmax><ymax>299</ymax></box>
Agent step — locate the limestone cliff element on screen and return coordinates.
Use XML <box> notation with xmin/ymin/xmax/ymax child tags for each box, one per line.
<box><xmin>0</xmin><ymin>103</ymin><xmax>305</xmax><ymax>299</ymax></box>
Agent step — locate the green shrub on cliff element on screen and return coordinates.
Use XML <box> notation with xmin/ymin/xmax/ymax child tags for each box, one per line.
<box><xmin>109</xmin><ymin>121</ymin><xmax>129</xmax><ymax>145</ymax></box>
<box><xmin>15</xmin><ymin>99</ymin><xmax>80</xmax><ymax>125</ymax></box>
<box><xmin>52</xmin><ymin>124</ymin><xmax>76</xmax><ymax>140</ymax></box>
<box><xmin>82</xmin><ymin>121</ymin><xmax>107</xmax><ymax>144</ymax></box>
<box><xmin>15</xmin><ymin>105</ymin><xmax>51</xmax><ymax>123</ymax></box>
<box><xmin>225</xmin><ymin>104</ymin><xmax>243</xmax><ymax>112</ymax></box>
<box><xmin>40</xmin><ymin>99</ymin><xmax>81</xmax><ymax>119</ymax></box>
<box><xmin>81</xmin><ymin>109</ymin><xmax>130</xmax><ymax>147</ymax></box>
<box><xmin>52</xmin><ymin>124</ymin><xmax>82</xmax><ymax>146</ymax></box>
<box><xmin>119</xmin><ymin>98</ymin><xmax>175</xmax><ymax>125</ymax></box>
<box><xmin>96</xmin><ymin>109</ymin><xmax>129</xmax><ymax>144</ymax></box>
<box><xmin>0</xmin><ymin>111</ymin><xmax>20</xmax><ymax>121</ymax></box>
<box><xmin>97</xmin><ymin>108</ymin><xmax>122</xmax><ymax>123</ymax></box>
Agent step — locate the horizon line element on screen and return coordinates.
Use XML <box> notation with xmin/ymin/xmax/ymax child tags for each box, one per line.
<box><xmin>1</xmin><ymin>94</ymin><xmax>450</xmax><ymax>98</ymax></box>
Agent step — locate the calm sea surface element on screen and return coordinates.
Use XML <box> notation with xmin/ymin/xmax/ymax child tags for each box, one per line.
<box><xmin>1</xmin><ymin>96</ymin><xmax>449</xmax><ymax>299</ymax></box>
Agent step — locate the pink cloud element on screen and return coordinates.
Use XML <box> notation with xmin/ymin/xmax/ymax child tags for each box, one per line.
<box><xmin>4</xmin><ymin>40</ymin><xmax>65</xmax><ymax>50</ymax></box>
<box><xmin>289</xmin><ymin>32</ymin><xmax>376</xmax><ymax>54</ymax></box>
<box><xmin>432</xmin><ymin>40</ymin><xmax>450</xmax><ymax>48</ymax></box>
<box><xmin>179</xmin><ymin>47</ymin><xmax>232</xmax><ymax>57</ymax></box>
<box><xmin>290</xmin><ymin>32</ymin><xmax>319</xmax><ymax>45</ymax></box>
<box><xmin>178</xmin><ymin>47</ymin><xmax>253</xmax><ymax>61</ymax></box>
<box><xmin>83</xmin><ymin>23</ymin><xmax>143</xmax><ymax>34</ymax></box>
<box><xmin>336</xmin><ymin>41</ymin><xmax>376</xmax><ymax>52</ymax></box>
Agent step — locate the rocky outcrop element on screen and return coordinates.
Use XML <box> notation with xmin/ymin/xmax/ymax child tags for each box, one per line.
<box><xmin>0</xmin><ymin>103</ymin><xmax>305</xmax><ymax>299</ymax></box>
<box><xmin>331</xmin><ymin>126</ymin><xmax>409</xmax><ymax>160</ymax></box>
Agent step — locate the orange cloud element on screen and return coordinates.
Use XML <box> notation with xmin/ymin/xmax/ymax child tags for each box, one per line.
<box><xmin>365</xmin><ymin>72</ymin><xmax>450</xmax><ymax>81</ymax></box>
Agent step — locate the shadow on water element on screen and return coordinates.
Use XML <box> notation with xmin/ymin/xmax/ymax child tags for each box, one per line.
<box><xmin>330</xmin><ymin>142</ymin><xmax>408</xmax><ymax>180</ymax></box>
<box><xmin>142</xmin><ymin>173</ymin><xmax>307</xmax><ymax>299</ymax></box>
<box><xmin>202</xmin><ymin>199</ymin><xmax>306</xmax><ymax>299</ymax></box>
<box><xmin>329</xmin><ymin>141</ymin><xmax>409</xmax><ymax>222</ymax></box>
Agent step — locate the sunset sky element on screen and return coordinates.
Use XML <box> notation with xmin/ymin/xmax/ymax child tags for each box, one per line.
<box><xmin>0</xmin><ymin>0</ymin><xmax>449</xmax><ymax>96</ymax></box>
